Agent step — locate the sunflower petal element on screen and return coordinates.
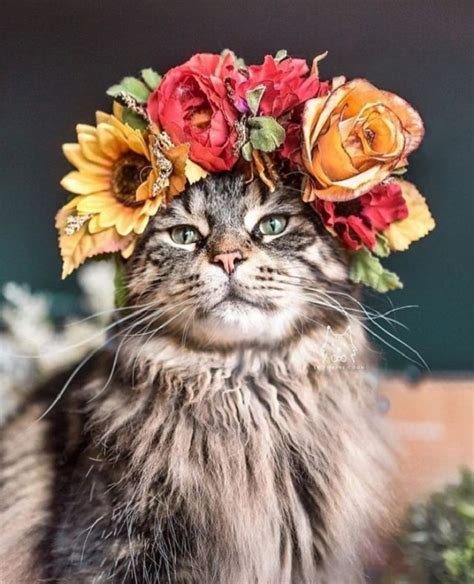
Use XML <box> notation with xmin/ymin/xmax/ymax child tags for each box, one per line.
<box><xmin>115</xmin><ymin>209</ymin><xmax>136</xmax><ymax>236</ymax></box>
<box><xmin>76</xmin><ymin>124</ymin><xmax>97</xmax><ymax>137</ymax></box>
<box><xmin>135</xmin><ymin>173</ymin><xmax>154</xmax><ymax>201</ymax></box>
<box><xmin>106</xmin><ymin>113</ymin><xmax>147</xmax><ymax>152</ymax></box>
<box><xmin>94</xmin><ymin>204</ymin><xmax>125</xmax><ymax>229</ymax></box>
<box><xmin>143</xmin><ymin>196</ymin><xmax>162</xmax><ymax>215</ymax></box>
<box><xmin>61</xmin><ymin>171</ymin><xmax>109</xmax><ymax>195</ymax></box>
<box><xmin>95</xmin><ymin>111</ymin><xmax>110</xmax><ymax>125</ymax></box>
<box><xmin>62</xmin><ymin>144</ymin><xmax>111</xmax><ymax>176</ymax></box>
<box><xmin>96</xmin><ymin>123</ymin><xmax>128</xmax><ymax>159</ymax></box>
<box><xmin>76</xmin><ymin>192</ymin><xmax>114</xmax><ymax>213</ymax></box>
<box><xmin>87</xmin><ymin>215</ymin><xmax>102</xmax><ymax>234</ymax></box>
<box><xmin>121</xmin><ymin>238</ymin><xmax>137</xmax><ymax>259</ymax></box>
<box><xmin>133</xmin><ymin>213</ymin><xmax>150</xmax><ymax>235</ymax></box>
<box><xmin>78</xmin><ymin>134</ymin><xmax>114</xmax><ymax>165</ymax></box>
<box><xmin>127</xmin><ymin>132</ymin><xmax>150</xmax><ymax>158</ymax></box>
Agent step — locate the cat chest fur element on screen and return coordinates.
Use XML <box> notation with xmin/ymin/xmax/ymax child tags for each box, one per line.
<box><xmin>83</xmin><ymin>353</ymin><xmax>373</xmax><ymax>583</ymax></box>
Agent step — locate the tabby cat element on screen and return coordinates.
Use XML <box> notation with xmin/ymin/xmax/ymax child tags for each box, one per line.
<box><xmin>0</xmin><ymin>173</ymin><xmax>393</xmax><ymax>583</ymax></box>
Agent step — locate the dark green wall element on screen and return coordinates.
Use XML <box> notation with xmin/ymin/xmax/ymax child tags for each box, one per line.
<box><xmin>1</xmin><ymin>0</ymin><xmax>473</xmax><ymax>371</ymax></box>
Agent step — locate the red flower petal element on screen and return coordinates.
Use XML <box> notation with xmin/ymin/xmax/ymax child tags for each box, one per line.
<box><xmin>234</xmin><ymin>55</ymin><xmax>322</xmax><ymax>118</ymax></box>
<box><xmin>360</xmin><ymin>183</ymin><xmax>409</xmax><ymax>231</ymax></box>
<box><xmin>313</xmin><ymin>181</ymin><xmax>409</xmax><ymax>250</ymax></box>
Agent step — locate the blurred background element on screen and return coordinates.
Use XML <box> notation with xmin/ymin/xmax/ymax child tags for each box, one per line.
<box><xmin>1</xmin><ymin>1</ymin><xmax>473</xmax><ymax>582</ymax></box>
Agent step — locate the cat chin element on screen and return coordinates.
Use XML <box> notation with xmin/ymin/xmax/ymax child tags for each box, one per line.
<box><xmin>188</xmin><ymin>301</ymin><xmax>298</xmax><ymax>347</ymax></box>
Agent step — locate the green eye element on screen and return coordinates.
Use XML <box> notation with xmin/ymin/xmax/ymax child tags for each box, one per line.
<box><xmin>258</xmin><ymin>215</ymin><xmax>288</xmax><ymax>236</ymax></box>
<box><xmin>170</xmin><ymin>225</ymin><xmax>201</xmax><ymax>245</ymax></box>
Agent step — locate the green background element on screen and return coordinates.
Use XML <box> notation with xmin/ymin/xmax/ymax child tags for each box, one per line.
<box><xmin>1</xmin><ymin>0</ymin><xmax>473</xmax><ymax>371</ymax></box>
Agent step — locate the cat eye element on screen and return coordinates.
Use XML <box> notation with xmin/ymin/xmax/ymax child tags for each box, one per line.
<box><xmin>258</xmin><ymin>215</ymin><xmax>288</xmax><ymax>236</ymax></box>
<box><xmin>170</xmin><ymin>225</ymin><xmax>201</xmax><ymax>245</ymax></box>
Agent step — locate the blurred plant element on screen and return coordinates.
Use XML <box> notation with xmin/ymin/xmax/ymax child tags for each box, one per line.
<box><xmin>0</xmin><ymin>261</ymin><xmax>115</xmax><ymax>422</ymax></box>
<box><xmin>392</xmin><ymin>468</ymin><xmax>474</xmax><ymax>583</ymax></box>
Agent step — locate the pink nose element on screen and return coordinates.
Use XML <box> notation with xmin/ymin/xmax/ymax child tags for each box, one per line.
<box><xmin>213</xmin><ymin>251</ymin><xmax>243</xmax><ymax>274</ymax></box>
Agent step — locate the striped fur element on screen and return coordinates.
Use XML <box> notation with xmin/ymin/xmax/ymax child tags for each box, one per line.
<box><xmin>0</xmin><ymin>173</ymin><xmax>394</xmax><ymax>583</ymax></box>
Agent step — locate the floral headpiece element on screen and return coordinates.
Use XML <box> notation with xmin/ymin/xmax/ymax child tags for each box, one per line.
<box><xmin>56</xmin><ymin>50</ymin><xmax>435</xmax><ymax>292</ymax></box>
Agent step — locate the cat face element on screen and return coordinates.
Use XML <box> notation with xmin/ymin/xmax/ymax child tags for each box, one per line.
<box><xmin>126</xmin><ymin>173</ymin><xmax>350</xmax><ymax>348</ymax></box>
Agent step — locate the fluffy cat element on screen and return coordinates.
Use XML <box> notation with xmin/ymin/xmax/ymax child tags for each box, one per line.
<box><xmin>0</xmin><ymin>173</ymin><xmax>393</xmax><ymax>583</ymax></box>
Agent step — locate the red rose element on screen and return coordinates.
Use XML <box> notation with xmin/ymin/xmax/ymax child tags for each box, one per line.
<box><xmin>147</xmin><ymin>53</ymin><xmax>240</xmax><ymax>172</ymax></box>
<box><xmin>314</xmin><ymin>182</ymin><xmax>409</xmax><ymax>250</ymax></box>
<box><xmin>234</xmin><ymin>55</ymin><xmax>321</xmax><ymax>118</ymax></box>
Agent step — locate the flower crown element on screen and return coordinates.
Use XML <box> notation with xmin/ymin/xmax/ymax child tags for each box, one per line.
<box><xmin>56</xmin><ymin>50</ymin><xmax>435</xmax><ymax>292</ymax></box>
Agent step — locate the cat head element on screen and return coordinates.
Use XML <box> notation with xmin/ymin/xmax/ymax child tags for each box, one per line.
<box><xmin>124</xmin><ymin>173</ymin><xmax>352</xmax><ymax>349</ymax></box>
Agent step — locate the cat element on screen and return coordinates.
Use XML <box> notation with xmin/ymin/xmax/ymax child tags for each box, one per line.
<box><xmin>0</xmin><ymin>173</ymin><xmax>394</xmax><ymax>583</ymax></box>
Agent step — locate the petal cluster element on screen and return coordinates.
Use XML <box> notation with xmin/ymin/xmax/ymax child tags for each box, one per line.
<box><xmin>233</xmin><ymin>55</ymin><xmax>321</xmax><ymax>117</ymax></box>
<box><xmin>55</xmin><ymin>50</ymin><xmax>435</xmax><ymax>293</ymax></box>
<box><xmin>57</xmin><ymin>111</ymin><xmax>197</xmax><ymax>278</ymax></box>
<box><xmin>302</xmin><ymin>78</ymin><xmax>424</xmax><ymax>201</ymax></box>
<box><xmin>314</xmin><ymin>182</ymin><xmax>409</xmax><ymax>250</ymax></box>
<box><xmin>147</xmin><ymin>53</ymin><xmax>240</xmax><ymax>172</ymax></box>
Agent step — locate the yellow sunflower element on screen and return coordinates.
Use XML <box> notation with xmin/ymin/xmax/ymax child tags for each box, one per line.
<box><xmin>57</xmin><ymin>109</ymin><xmax>209</xmax><ymax>278</ymax></box>
<box><xmin>60</xmin><ymin>111</ymin><xmax>162</xmax><ymax>238</ymax></box>
<box><xmin>57</xmin><ymin>112</ymin><xmax>178</xmax><ymax>278</ymax></box>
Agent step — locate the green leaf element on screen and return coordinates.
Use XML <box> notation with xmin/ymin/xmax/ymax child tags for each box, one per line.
<box><xmin>114</xmin><ymin>257</ymin><xmax>128</xmax><ymax>308</ymax></box>
<box><xmin>242</xmin><ymin>141</ymin><xmax>253</xmax><ymax>161</ymax></box>
<box><xmin>141</xmin><ymin>68</ymin><xmax>162</xmax><ymax>90</ymax></box>
<box><xmin>106</xmin><ymin>76</ymin><xmax>150</xmax><ymax>103</ymax></box>
<box><xmin>392</xmin><ymin>166</ymin><xmax>408</xmax><ymax>176</ymax></box>
<box><xmin>248</xmin><ymin>116</ymin><xmax>286</xmax><ymax>153</ymax></box>
<box><xmin>246</xmin><ymin>85</ymin><xmax>266</xmax><ymax>116</ymax></box>
<box><xmin>349</xmin><ymin>248</ymin><xmax>403</xmax><ymax>293</ymax></box>
<box><xmin>122</xmin><ymin>108</ymin><xmax>148</xmax><ymax>131</ymax></box>
<box><xmin>373</xmin><ymin>233</ymin><xmax>391</xmax><ymax>257</ymax></box>
<box><xmin>274</xmin><ymin>49</ymin><xmax>288</xmax><ymax>62</ymax></box>
<box><xmin>106</xmin><ymin>84</ymin><xmax>125</xmax><ymax>98</ymax></box>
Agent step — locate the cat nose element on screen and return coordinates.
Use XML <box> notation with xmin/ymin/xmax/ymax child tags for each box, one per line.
<box><xmin>212</xmin><ymin>251</ymin><xmax>244</xmax><ymax>274</ymax></box>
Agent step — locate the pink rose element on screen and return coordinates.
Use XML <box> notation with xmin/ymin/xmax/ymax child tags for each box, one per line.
<box><xmin>147</xmin><ymin>53</ymin><xmax>240</xmax><ymax>172</ymax></box>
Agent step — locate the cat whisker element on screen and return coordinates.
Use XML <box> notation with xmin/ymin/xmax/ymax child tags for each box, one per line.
<box><xmin>301</xmin><ymin>293</ymin><xmax>428</xmax><ymax>369</ymax></box>
<box><xmin>9</xmin><ymin>302</ymin><xmax>159</xmax><ymax>360</ymax></box>
<box><xmin>87</xmin><ymin>313</ymin><xmax>164</xmax><ymax>404</ymax></box>
<box><xmin>273</xmin><ymin>271</ymin><xmax>427</xmax><ymax>367</ymax></box>
<box><xmin>123</xmin><ymin>306</ymin><xmax>184</xmax><ymax>338</ymax></box>
<box><xmin>63</xmin><ymin>302</ymin><xmax>161</xmax><ymax>327</ymax></box>
<box><xmin>275</xmin><ymin>274</ymin><xmax>407</xmax><ymax>326</ymax></box>
<box><xmin>98</xmin><ymin>301</ymin><xmax>193</xmax><ymax>394</ymax></box>
<box><xmin>34</xmin><ymin>302</ymin><xmax>172</xmax><ymax>420</ymax></box>
<box><xmin>304</xmin><ymin>287</ymin><xmax>409</xmax><ymax>330</ymax></box>
<box><xmin>329</xmin><ymin>292</ymin><xmax>412</xmax><ymax>330</ymax></box>
<box><xmin>130</xmin><ymin>306</ymin><xmax>192</xmax><ymax>387</ymax></box>
<box><xmin>307</xmin><ymin>287</ymin><xmax>428</xmax><ymax>369</ymax></box>
<box><xmin>34</xmin><ymin>339</ymin><xmax>109</xmax><ymax>423</ymax></box>
<box><xmin>181</xmin><ymin>304</ymin><xmax>198</xmax><ymax>348</ymax></box>
<box><xmin>303</xmin><ymin>283</ymin><xmax>416</xmax><ymax>329</ymax></box>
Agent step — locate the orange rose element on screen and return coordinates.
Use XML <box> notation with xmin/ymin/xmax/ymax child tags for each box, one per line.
<box><xmin>302</xmin><ymin>78</ymin><xmax>424</xmax><ymax>201</ymax></box>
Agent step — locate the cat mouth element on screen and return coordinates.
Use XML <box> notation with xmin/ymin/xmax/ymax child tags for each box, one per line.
<box><xmin>210</xmin><ymin>291</ymin><xmax>277</xmax><ymax>312</ymax></box>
